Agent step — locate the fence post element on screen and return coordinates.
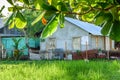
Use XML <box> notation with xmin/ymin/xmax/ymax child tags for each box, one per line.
<box><xmin>0</xmin><ymin>37</ymin><xmax>2</xmax><ymax>59</ymax></box>
<box><xmin>107</xmin><ymin>50</ymin><xmax>109</xmax><ymax>60</ymax></box>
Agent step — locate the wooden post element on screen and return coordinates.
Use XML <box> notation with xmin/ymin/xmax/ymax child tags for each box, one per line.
<box><xmin>107</xmin><ymin>50</ymin><xmax>109</xmax><ymax>60</ymax></box>
<box><xmin>86</xmin><ymin>41</ymin><xmax>88</xmax><ymax>59</ymax></box>
<box><xmin>65</xmin><ymin>41</ymin><xmax>67</xmax><ymax>59</ymax></box>
<box><xmin>65</xmin><ymin>41</ymin><xmax>67</xmax><ymax>51</ymax></box>
<box><xmin>110</xmin><ymin>39</ymin><xmax>112</xmax><ymax>50</ymax></box>
<box><xmin>96</xmin><ymin>36</ymin><xmax>98</xmax><ymax>49</ymax></box>
<box><xmin>0</xmin><ymin>36</ymin><xmax>2</xmax><ymax>59</ymax></box>
<box><xmin>2</xmin><ymin>45</ymin><xmax>3</xmax><ymax>58</ymax></box>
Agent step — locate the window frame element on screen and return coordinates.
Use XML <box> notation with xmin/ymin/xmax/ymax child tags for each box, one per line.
<box><xmin>72</xmin><ymin>37</ymin><xmax>81</xmax><ymax>51</ymax></box>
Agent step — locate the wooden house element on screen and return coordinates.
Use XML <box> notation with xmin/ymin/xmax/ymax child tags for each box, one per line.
<box><xmin>0</xmin><ymin>19</ymin><xmax>39</xmax><ymax>59</ymax></box>
<box><xmin>40</xmin><ymin>17</ymin><xmax>114</xmax><ymax>52</ymax></box>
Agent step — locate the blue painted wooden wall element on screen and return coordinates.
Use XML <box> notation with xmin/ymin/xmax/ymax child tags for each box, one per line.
<box><xmin>1</xmin><ymin>37</ymin><xmax>40</xmax><ymax>57</ymax></box>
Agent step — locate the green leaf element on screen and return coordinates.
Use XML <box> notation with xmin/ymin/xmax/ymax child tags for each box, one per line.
<box><xmin>5</xmin><ymin>13</ymin><xmax>15</xmax><ymax>26</ymax></box>
<box><xmin>9</xmin><ymin>21</ymin><xmax>15</xmax><ymax>29</ymax></box>
<box><xmin>110</xmin><ymin>20</ymin><xmax>120</xmax><ymax>41</ymax></box>
<box><xmin>15</xmin><ymin>12</ymin><xmax>27</xmax><ymax>29</ymax></box>
<box><xmin>23</xmin><ymin>0</ymin><xmax>29</xmax><ymax>5</ymax></box>
<box><xmin>81</xmin><ymin>12</ymin><xmax>94</xmax><ymax>22</ymax></box>
<box><xmin>17</xmin><ymin>0</ymin><xmax>29</xmax><ymax>5</ymax></box>
<box><xmin>110</xmin><ymin>7</ymin><xmax>119</xmax><ymax>20</ymax></box>
<box><xmin>0</xmin><ymin>6</ymin><xmax>5</xmax><ymax>13</ymax></box>
<box><xmin>81</xmin><ymin>5</ymin><xmax>90</xmax><ymax>12</ymax></box>
<box><xmin>101</xmin><ymin>20</ymin><xmax>112</xmax><ymax>35</ymax></box>
<box><xmin>45</xmin><ymin>11</ymin><xmax>56</xmax><ymax>16</ymax></box>
<box><xmin>17</xmin><ymin>0</ymin><xmax>23</xmax><ymax>2</ymax></box>
<box><xmin>7</xmin><ymin>0</ymin><xmax>14</xmax><ymax>5</ymax></box>
<box><xmin>31</xmin><ymin>10</ymin><xmax>46</xmax><ymax>26</ymax></box>
<box><xmin>42</xmin><ymin>3</ymin><xmax>57</xmax><ymax>11</ymax></box>
<box><xmin>69</xmin><ymin>0</ymin><xmax>75</xmax><ymax>8</ymax></box>
<box><xmin>48</xmin><ymin>0</ymin><xmax>52</xmax><ymax>5</ymax></box>
<box><xmin>94</xmin><ymin>16</ymin><xmax>105</xmax><ymax>25</ymax></box>
<box><xmin>16</xmin><ymin>6</ymin><xmax>23</xmax><ymax>10</ymax></box>
<box><xmin>57</xmin><ymin>2</ymin><xmax>68</xmax><ymax>11</ymax></box>
<box><xmin>58</xmin><ymin>13</ymin><xmax>65</xmax><ymax>28</ymax></box>
<box><xmin>49</xmin><ymin>0</ymin><xmax>60</xmax><ymax>7</ymax></box>
<box><xmin>34</xmin><ymin>2</ymin><xmax>40</xmax><ymax>9</ymax></box>
<box><xmin>86</xmin><ymin>0</ymin><xmax>95</xmax><ymax>5</ymax></box>
<box><xmin>41</xmin><ymin>15</ymin><xmax>58</xmax><ymax>38</ymax></box>
<box><xmin>8</xmin><ymin>6</ymin><xmax>23</xmax><ymax>12</ymax></box>
<box><xmin>94</xmin><ymin>11</ymin><xmax>105</xmax><ymax>25</ymax></box>
<box><xmin>8</xmin><ymin>7</ymin><xmax>14</xmax><ymax>12</ymax></box>
<box><xmin>97</xmin><ymin>2</ymin><xmax>109</xmax><ymax>9</ymax></box>
<box><xmin>8</xmin><ymin>7</ymin><xmax>17</xmax><ymax>12</ymax></box>
<box><xmin>94</xmin><ymin>11</ymin><xmax>112</xmax><ymax>25</ymax></box>
<box><xmin>34</xmin><ymin>0</ymin><xmax>43</xmax><ymax>9</ymax></box>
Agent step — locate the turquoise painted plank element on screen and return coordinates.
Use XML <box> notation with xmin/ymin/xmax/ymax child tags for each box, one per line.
<box><xmin>1</xmin><ymin>37</ymin><xmax>28</xmax><ymax>56</ymax></box>
<box><xmin>1</xmin><ymin>37</ymin><xmax>40</xmax><ymax>57</ymax></box>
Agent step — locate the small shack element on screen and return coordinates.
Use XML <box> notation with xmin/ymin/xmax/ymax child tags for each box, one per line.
<box><xmin>0</xmin><ymin>19</ymin><xmax>40</xmax><ymax>59</ymax></box>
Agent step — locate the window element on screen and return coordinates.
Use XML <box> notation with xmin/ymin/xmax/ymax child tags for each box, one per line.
<box><xmin>72</xmin><ymin>37</ymin><xmax>81</xmax><ymax>50</ymax></box>
<box><xmin>91</xmin><ymin>36</ymin><xmax>104</xmax><ymax>50</ymax></box>
<box><xmin>48</xmin><ymin>38</ymin><xmax>56</xmax><ymax>49</ymax></box>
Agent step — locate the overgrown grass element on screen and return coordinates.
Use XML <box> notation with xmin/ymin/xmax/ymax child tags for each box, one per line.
<box><xmin>0</xmin><ymin>60</ymin><xmax>120</xmax><ymax>80</ymax></box>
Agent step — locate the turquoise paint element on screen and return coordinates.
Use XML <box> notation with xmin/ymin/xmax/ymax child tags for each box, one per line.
<box><xmin>29</xmin><ymin>38</ymin><xmax>40</xmax><ymax>48</ymax></box>
<box><xmin>1</xmin><ymin>37</ymin><xmax>40</xmax><ymax>57</ymax></box>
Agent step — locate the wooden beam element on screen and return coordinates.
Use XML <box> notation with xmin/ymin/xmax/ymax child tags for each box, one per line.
<box><xmin>104</xmin><ymin>36</ymin><xmax>106</xmax><ymax>50</ymax></box>
<box><xmin>96</xmin><ymin>36</ymin><xmax>98</xmax><ymax>49</ymax></box>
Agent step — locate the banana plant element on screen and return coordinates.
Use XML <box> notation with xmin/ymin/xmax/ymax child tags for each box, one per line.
<box><xmin>12</xmin><ymin>38</ymin><xmax>25</xmax><ymax>60</ymax></box>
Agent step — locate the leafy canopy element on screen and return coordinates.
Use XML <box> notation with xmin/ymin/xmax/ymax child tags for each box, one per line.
<box><xmin>2</xmin><ymin>0</ymin><xmax>120</xmax><ymax>41</ymax></box>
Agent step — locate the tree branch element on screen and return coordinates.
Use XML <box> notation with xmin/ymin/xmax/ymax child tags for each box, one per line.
<box><xmin>65</xmin><ymin>5</ymin><xmax>115</xmax><ymax>16</ymax></box>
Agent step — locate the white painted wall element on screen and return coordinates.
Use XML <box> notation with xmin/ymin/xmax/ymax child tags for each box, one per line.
<box><xmin>105</xmin><ymin>37</ymin><xmax>114</xmax><ymax>50</ymax></box>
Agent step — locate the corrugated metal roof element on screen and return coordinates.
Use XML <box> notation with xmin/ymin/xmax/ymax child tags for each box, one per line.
<box><xmin>65</xmin><ymin>17</ymin><xmax>102</xmax><ymax>36</ymax></box>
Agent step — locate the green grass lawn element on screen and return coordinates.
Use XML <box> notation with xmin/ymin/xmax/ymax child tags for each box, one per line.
<box><xmin>0</xmin><ymin>60</ymin><xmax>120</xmax><ymax>80</ymax></box>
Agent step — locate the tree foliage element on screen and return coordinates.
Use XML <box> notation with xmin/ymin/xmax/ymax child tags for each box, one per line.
<box><xmin>2</xmin><ymin>0</ymin><xmax>120</xmax><ymax>41</ymax></box>
<box><xmin>0</xmin><ymin>6</ymin><xmax>5</xmax><ymax>17</ymax></box>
